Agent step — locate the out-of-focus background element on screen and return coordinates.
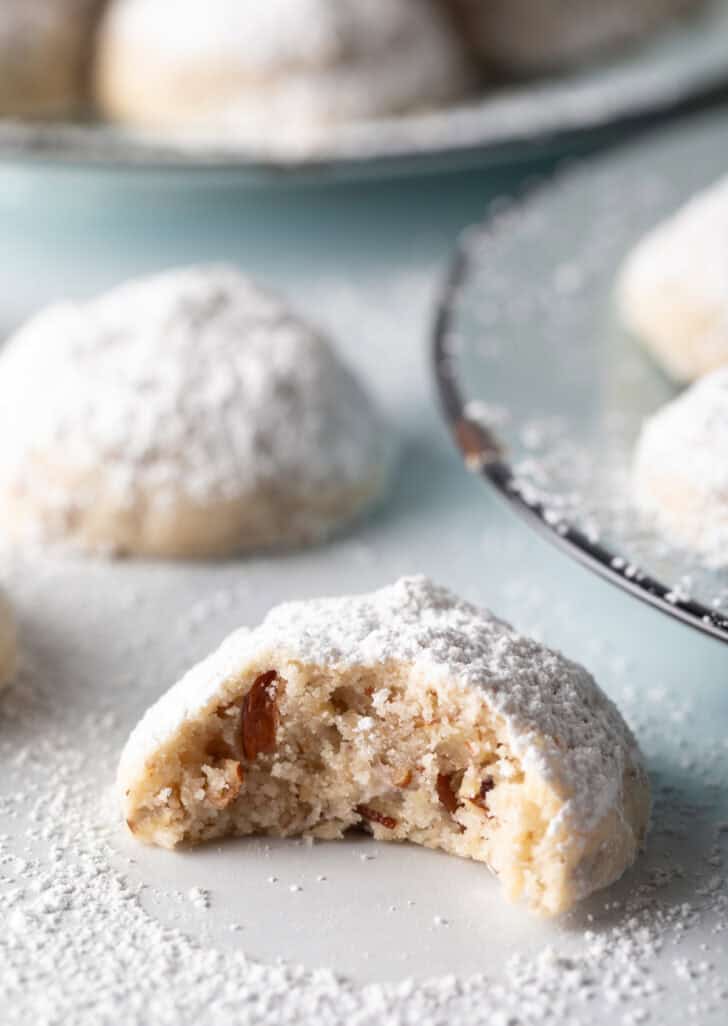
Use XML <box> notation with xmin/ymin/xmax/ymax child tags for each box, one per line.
<box><xmin>2</xmin><ymin>3</ymin><xmax>728</xmax><ymax>1025</ymax></box>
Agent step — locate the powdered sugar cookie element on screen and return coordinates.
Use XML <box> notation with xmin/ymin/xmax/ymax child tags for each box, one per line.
<box><xmin>119</xmin><ymin>576</ymin><xmax>649</xmax><ymax>916</ymax></box>
<box><xmin>618</xmin><ymin>176</ymin><xmax>728</xmax><ymax>384</ymax></box>
<box><xmin>0</xmin><ymin>590</ymin><xmax>17</xmax><ymax>692</ymax></box>
<box><xmin>0</xmin><ymin>0</ymin><xmax>103</xmax><ymax>117</ymax></box>
<box><xmin>633</xmin><ymin>368</ymin><xmax>728</xmax><ymax>566</ymax></box>
<box><xmin>0</xmin><ymin>266</ymin><xmax>389</xmax><ymax>559</ymax></box>
<box><xmin>451</xmin><ymin>0</ymin><xmax>699</xmax><ymax>74</ymax></box>
<box><xmin>95</xmin><ymin>0</ymin><xmax>471</xmax><ymax>140</ymax></box>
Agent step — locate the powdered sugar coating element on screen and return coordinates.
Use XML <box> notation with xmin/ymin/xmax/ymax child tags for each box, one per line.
<box><xmin>102</xmin><ymin>0</ymin><xmax>446</xmax><ymax>71</ymax></box>
<box><xmin>0</xmin><ymin>587</ymin><xmax>16</xmax><ymax>691</ymax></box>
<box><xmin>618</xmin><ymin>174</ymin><xmax>728</xmax><ymax>382</ymax></box>
<box><xmin>633</xmin><ymin>367</ymin><xmax>728</xmax><ymax>566</ymax></box>
<box><xmin>120</xmin><ymin>576</ymin><xmax>646</xmax><ymax>845</ymax></box>
<box><xmin>0</xmin><ymin>266</ymin><xmax>389</xmax><ymax>554</ymax></box>
<box><xmin>0</xmin><ymin>559</ymin><xmax>724</xmax><ymax>1024</ymax></box>
<box><xmin>96</xmin><ymin>0</ymin><xmax>472</xmax><ymax>134</ymax></box>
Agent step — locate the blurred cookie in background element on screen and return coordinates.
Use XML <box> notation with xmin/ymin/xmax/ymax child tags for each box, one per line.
<box><xmin>0</xmin><ymin>589</ymin><xmax>17</xmax><ymax>692</ymax></box>
<box><xmin>0</xmin><ymin>0</ymin><xmax>106</xmax><ymax>118</ymax></box>
<box><xmin>618</xmin><ymin>175</ymin><xmax>728</xmax><ymax>384</ymax></box>
<box><xmin>633</xmin><ymin>367</ymin><xmax>728</xmax><ymax>567</ymax></box>
<box><xmin>94</xmin><ymin>0</ymin><xmax>473</xmax><ymax>141</ymax></box>
<box><xmin>450</xmin><ymin>0</ymin><xmax>703</xmax><ymax>75</ymax></box>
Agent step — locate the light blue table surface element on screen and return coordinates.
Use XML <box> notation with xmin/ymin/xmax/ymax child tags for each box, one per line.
<box><xmin>1</xmin><ymin>118</ymin><xmax>727</xmax><ymax>1023</ymax></box>
<box><xmin>2</xmin><ymin>123</ymin><xmax>725</xmax><ymax>676</ymax></box>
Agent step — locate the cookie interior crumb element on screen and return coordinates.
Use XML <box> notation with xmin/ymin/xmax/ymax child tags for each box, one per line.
<box><xmin>124</xmin><ymin>660</ymin><xmax>642</xmax><ymax>917</ymax></box>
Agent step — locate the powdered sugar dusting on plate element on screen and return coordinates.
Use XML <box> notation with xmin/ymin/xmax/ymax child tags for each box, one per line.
<box><xmin>1</xmin><ymin>558</ymin><xmax>727</xmax><ymax>1025</ymax></box>
<box><xmin>444</xmin><ymin>118</ymin><xmax>728</xmax><ymax>625</ymax></box>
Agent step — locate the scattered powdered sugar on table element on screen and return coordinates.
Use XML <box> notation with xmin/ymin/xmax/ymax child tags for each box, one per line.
<box><xmin>0</xmin><ymin>227</ymin><xmax>726</xmax><ymax>1022</ymax></box>
<box><xmin>1</xmin><ymin>558</ymin><xmax>727</xmax><ymax>1026</ymax></box>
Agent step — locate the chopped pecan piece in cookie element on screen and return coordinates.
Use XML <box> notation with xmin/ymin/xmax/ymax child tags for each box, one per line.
<box><xmin>356</xmin><ymin>804</ymin><xmax>397</xmax><ymax>830</ymax></box>
<box><xmin>241</xmin><ymin>671</ymin><xmax>280</xmax><ymax>761</ymax></box>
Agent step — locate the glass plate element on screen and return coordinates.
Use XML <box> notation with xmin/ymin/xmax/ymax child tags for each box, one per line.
<box><xmin>434</xmin><ymin>108</ymin><xmax>728</xmax><ymax>644</ymax></box>
<box><xmin>1</xmin><ymin>0</ymin><xmax>728</xmax><ymax>182</ymax></box>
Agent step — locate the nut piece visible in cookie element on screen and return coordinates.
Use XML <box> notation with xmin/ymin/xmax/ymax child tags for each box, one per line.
<box><xmin>240</xmin><ymin>672</ymin><xmax>280</xmax><ymax>762</ymax></box>
<box><xmin>118</xmin><ymin>576</ymin><xmax>650</xmax><ymax>917</ymax></box>
<box><xmin>356</xmin><ymin>804</ymin><xmax>397</xmax><ymax>831</ymax></box>
<box><xmin>436</xmin><ymin>772</ymin><xmax>460</xmax><ymax>815</ymax></box>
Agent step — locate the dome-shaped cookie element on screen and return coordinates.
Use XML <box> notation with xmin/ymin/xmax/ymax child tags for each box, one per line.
<box><xmin>95</xmin><ymin>0</ymin><xmax>471</xmax><ymax>139</ymax></box>
<box><xmin>0</xmin><ymin>589</ymin><xmax>17</xmax><ymax>692</ymax></box>
<box><xmin>0</xmin><ymin>266</ymin><xmax>390</xmax><ymax>558</ymax></box>
<box><xmin>633</xmin><ymin>368</ymin><xmax>728</xmax><ymax>566</ymax></box>
<box><xmin>0</xmin><ymin>0</ymin><xmax>103</xmax><ymax>117</ymax></box>
<box><xmin>119</xmin><ymin>577</ymin><xmax>649</xmax><ymax>916</ymax></box>
<box><xmin>618</xmin><ymin>176</ymin><xmax>728</xmax><ymax>384</ymax></box>
<box><xmin>451</xmin><ymin>0</ymin><xmax>699</xmax><ymax>74</ymax></box>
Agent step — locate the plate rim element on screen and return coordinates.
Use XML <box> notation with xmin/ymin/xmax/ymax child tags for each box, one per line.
<box><xmin>431</xmin><ymin>166</ymin><xmax>728</xmax><ymax>647</ymax></box>
<box><xmin>2</xmin><ymin>0</ymin><xmax>728</xmax><ymax>182</ymax></box>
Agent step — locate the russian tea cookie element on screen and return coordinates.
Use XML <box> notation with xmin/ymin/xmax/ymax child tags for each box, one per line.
<box><xmin>633</xmin><ymin>368</ymin><xmax>728</xmax><ymax>566</ymax></box>
<box><xmin>0</xmin><ymin>0</ymin><xmax>103</xmax><ymax>117</ymax></box>
<box><xmin>119</xmin><ymin>576</ymin><xmax>650</xmax><ymax>916</ymax></box>
<box><xmin>95</xmin><ymin>0</ymin><xmax>471</xmax><ymax>138</ymax></box>
<box><xmin>618</xmin><ymin>176</ymin><xmax>728</xmax><ymax>384</ymax></box>
<box><xmin>451</xmin><ymin>0</ymin><xmax>699</xmax><ymax>74</ymax></box>
<box><xmin>0</xmin><ymin>266</ymin><xmax>389</xmax><ymax>559</ymax></box>
<box><xmin>0</xmin><ymin>590</ymin><xmax>17</xmax><ymax>691</ymax></box>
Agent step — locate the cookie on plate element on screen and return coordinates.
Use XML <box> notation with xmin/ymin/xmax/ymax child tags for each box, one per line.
<box><xmin>618</xmin><ymin>176</ymin><xmax>728</xmax><ymax>384</ymax></box>
<box><xmin>119</xmin><ymin>576</ymin><xmax>650</xmax><ymax>916</ymax></box>
<box><xmin>0</xmin><ymin>0</ymin><xmax>104</xmax><ymax>118</ymax></box>
<box><xmin>633</xmin><ymin>368</ymin><xmax>728</xmax><ymax>567</ymax></box>
<box><xmin>94</xmin><ymin>0</ymin><xmax>472</xmax><ymax>139</ymax></box>
<box><xmin>0</xmin><ymin>589</ymin><xmax>17</xmax><ymax>692</ymax></box>
<box><xmin>0</xmin><ymin>266</ymin><xmax>390</xmax><ymax>558</ymax></box>
<box><xmin>451</xmin><ymin>0</ymin><xmax>700</xmax><ymax>74</ymax></box>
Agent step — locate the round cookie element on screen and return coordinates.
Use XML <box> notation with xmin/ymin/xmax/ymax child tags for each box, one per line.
<box><xmin>633</xmin><ymin>368</ymin><xmax>728</xmax><ymax>567</ymax></box>
<box><xmin>0</xmin><ymin>590</ymin><xmax>17</xmax><ymax>692</ymax></box>
<box><xmin>95</xmin><ymin>0</ymin><xmax>471</xmax><ymax>138</ymax></box>
<box><xmin>0</xmin><ymin>266</ymin><xmax>390</xmax><ymax>559</ymax></box>
<box><xmin>451</xmin><ymin>0</ymin><xmax>700</xmax><ymax>74</ymax></box>
<box><xmin>119</xmin><ymin>576</ymin><xmax>650</xmax><ymax>917</ymax></box>
<box><xmin>618</xmin><ymin>176</ymin><xmax>728</xmax><ymax>384</ymax></box>
<box><xmin>0</xmin><ymin>0</ymin><xmax>104</xmax><ymax>118</ymax></box>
